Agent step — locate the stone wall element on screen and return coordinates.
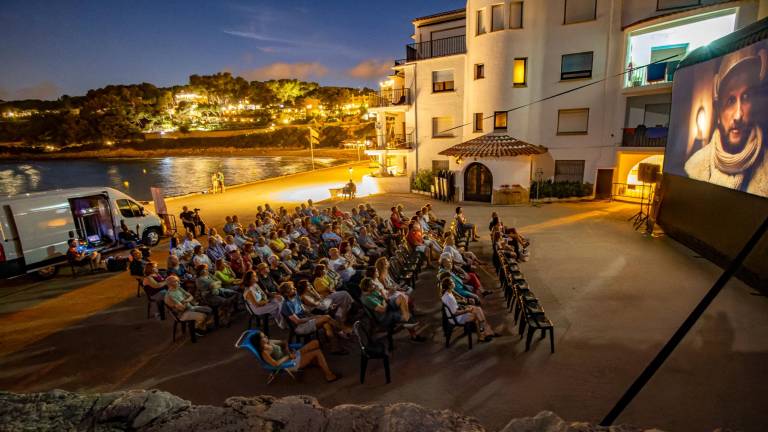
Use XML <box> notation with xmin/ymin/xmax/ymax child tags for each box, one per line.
<box><xmin>0</xmin><ymin>390</ymin><xmax>660</xmax><ymax>432</ymax></box>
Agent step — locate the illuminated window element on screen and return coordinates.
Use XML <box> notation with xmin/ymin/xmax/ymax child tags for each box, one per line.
<box><xmin>494</xmin><ymin>111</ymin><xmax>508</xmax><ymax>131</ymax></box>
<box><xmin>474</xmin><ymin>63</ymin><xmax>485</xmax><ymax>79</ymax></box>
<box><xmin>561</xmin><ymin>51</ymin><xmax>593</xmax><ymax>80</ymax></box>
<box><xmin>564</xmin><ymin>0</ymin><xmax>596</xmax><ymax>24</ymax></box>
<box><xmin>432</xmin><ymin>70</ymin><xmax>455</xmax><ymax>92</ymax></box>
<box><xmin>513</xmin><ymin>57</ymin><xmax>527</xmax><ymax>86</ymax></box>
<box><xmin>433</xmin><ymin>116</ymin><xmax>455</xmax><ymax>137</ymax></box>
<box><xmin>491</xmin><ymin>5</ymin><xmax>505</xmax><ymax>31</ymax></box>
<box><xmin>509</xmin><ymin>2</ymin><xmax>523</xmax><ymax>28</ymax></box>
<box><xmin>476</xmin><ymin>9</ymin><xmax>486</xmax><ymax>35</ymax></box>
<box><xmin>557</xmin><ymin>108</ymin><xmax>589</xmax><ymax>135</ymax></box>
<box><xmin>474</xmin><ymin>113</ymin><xmax>484</xmax><ymax>132</ymax></box>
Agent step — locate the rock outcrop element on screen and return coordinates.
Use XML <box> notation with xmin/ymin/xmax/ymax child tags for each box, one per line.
<box><xmin>0</xmin><ymin>390</ymin><xmax>660</xmax><ymax>432</ymax></box>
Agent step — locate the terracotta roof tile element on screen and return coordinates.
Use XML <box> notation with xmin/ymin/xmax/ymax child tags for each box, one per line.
<box><xmin>438</xmin><ymin>134</ymin><xmax>547</xmax><ymax>158</ymax></box>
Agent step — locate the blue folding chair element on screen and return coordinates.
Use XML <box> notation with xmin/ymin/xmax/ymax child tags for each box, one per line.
<box><xmin>235</xmin><ymin>329</ymin><xmax>302</xmax><ymax>384</ymax></box>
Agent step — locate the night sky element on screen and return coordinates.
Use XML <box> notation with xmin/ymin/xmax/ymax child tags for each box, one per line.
<box><xmin>0</xmin><ymin>0</ymin><xmax>464</xmax><ymax>100</ymax></box>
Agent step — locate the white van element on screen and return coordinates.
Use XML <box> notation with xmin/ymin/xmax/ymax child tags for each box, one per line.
<box><xmin>0</xmin><ymin>187</ymin><xmax>164</xmax><ymax>278</ymax></box>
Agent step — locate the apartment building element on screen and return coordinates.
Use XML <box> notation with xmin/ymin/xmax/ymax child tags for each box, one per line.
<box><xmin>367</xmin><ymin>0</ymin><xmax>761</xmax><ymax>202</ymax></box>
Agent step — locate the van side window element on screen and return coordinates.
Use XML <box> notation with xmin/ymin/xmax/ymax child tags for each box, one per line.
<box><xmin>117</xmin><ymin>199</ymin><xmax>142</xmax><ymax>218</ymax></box>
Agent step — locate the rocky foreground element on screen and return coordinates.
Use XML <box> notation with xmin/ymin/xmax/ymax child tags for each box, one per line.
<box><xmin>0</xmin><ymin>390</ymin><xmax>661</xmax><ymax>432</ymax></box>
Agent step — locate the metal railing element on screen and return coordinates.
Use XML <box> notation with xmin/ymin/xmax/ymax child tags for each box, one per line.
<box><xmin>406</xmin><ymin>35</ymin><xmax>466</xmax><ymax>62</ymax></box>
<box><xmin>611</xmin><ymin>182</ymin><xmax>653</xmax><ymax>203</ymax></box>
<box><xmin>394</xmin><ymin>59</ymin><xmax>407</xmax><ymax>66</ymax></box>
<box><xmin>375</xmin><ymin>131</ymin><xmax>414</xmax><ymax>150</ymax></box>
<box><xmin>368</xmin><ymin>88</ymin><xmax>411</xmax><ymax>108</ymax></box>
<box><xmin>624</xmin><ymin>60</ymin><xmax>679</xmax><ymax>88</ymax></box>
<box><xmin>621</xmin><ymin>127</ymin><xmax>668</xmax><ymax>147</ymax></box>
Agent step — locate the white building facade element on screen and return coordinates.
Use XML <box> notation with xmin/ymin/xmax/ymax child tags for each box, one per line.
<box><xmin>368</xmin><ymin>0</ymin><xmax>761</xmax><ymax>202</ymax></box>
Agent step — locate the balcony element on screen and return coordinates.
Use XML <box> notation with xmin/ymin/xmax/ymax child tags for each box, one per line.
<box><xmin>624</xmin><ymin>61</ymin><xmax>679</xmax><ymax>89</ymax></box>
<box><xmin>405</xmin><ymin>35</ymin><xmax>466</xmax><ymax>62</ymax></box>
<box><xmin>368</xmin><ymin>88</ymin><xmax>411</xmax><ymax>108</ymax></box>
<box><xmin>621</xmin><ymin>126</ymin><xmax>668</xmax><ymax>147</ymax></box>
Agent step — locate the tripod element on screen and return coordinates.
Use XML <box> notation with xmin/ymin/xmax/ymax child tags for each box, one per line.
<box><xmin>628</xmin><ymin>183</ymin><xmax>654</xmax><ymax>231</ymax></box>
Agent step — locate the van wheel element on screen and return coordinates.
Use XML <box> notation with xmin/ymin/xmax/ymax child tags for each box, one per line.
<box><xmin>142</xmin><ymin>228</ymin><xmax>161</xmax><ymax>246</ymax></box>
<box><xmin>35</xmin><ymin>265</ymin><xmax>59</xmax><ymax>280</ymax></box>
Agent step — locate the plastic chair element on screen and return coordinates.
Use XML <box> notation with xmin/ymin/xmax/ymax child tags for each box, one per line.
<box><xmin>353</xmin><ymin>320</ymin><xmax>391</xmax><ymax>384</ymax></box>
<box><xmin>441</xmin><ymin>303</ymin><xmax>476</xmax><ymax>350</ymax></box>
<box><xmin>245</xmin><ymin>301</ymin><xmax>271</xmax><ymax>337</ymax></box>
<box><xmin>235</xmin><ymin>329</ymin><xmax>302</xmax><ymax>384</ymax></box>
<box><xmin>168</xmin><ymin>307</ymin><xmax>197</xmax><ymax>343</ymax></box>
<box><xmin>141</xmin><ymin>283</ymin><xmax>166</xmax><ymax>320</ymax></box>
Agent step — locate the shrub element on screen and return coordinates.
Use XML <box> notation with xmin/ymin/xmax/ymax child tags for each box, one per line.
<box><xmin>411</xmin><ymin>169</ymin><xmax>434</xmax><ymax>192</ymax></box>
<box><xmin>531</xmin><ymin>180</ymin><xmax>593</xmax><ymax>199</ymax></box>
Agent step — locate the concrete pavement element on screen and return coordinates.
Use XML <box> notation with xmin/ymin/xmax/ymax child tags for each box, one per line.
<box><xmin>0</xmin><ymin>195</ymin><xmax>766</xmax><ymax>431</ymax></box>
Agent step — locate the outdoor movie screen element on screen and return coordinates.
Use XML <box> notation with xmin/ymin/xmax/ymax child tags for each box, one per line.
<box><xmin>665</xmin><ymin>39</ymin><xmax>768</xmax><ymax>198</ymax></box>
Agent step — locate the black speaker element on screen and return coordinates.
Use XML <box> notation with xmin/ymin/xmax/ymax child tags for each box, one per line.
<box><xmin>638</xmin><ymin>163</ymin><xmax>660</xmax><ymax>183</ymax></box>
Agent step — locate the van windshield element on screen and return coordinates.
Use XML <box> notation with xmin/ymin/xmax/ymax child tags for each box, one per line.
<box><xmin>116</xmin><ymin>199</ymin><xmax>142</xmax><ymax>218</ymax></box>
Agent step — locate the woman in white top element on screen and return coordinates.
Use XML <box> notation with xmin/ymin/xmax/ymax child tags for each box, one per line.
<box><xmin>441</xmin><ymin>277</ymin><xmax>497</xmax><ymax>342</ymax></box>
<box><xmin>242</xmin><ymin>270</ymin><xmax>282</xmax><ymax>326</ymax></box>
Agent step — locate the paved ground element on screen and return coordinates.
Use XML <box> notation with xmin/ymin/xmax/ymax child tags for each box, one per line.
<box><xmin>0</xmin><ymin>193</ymin><xmax>766</xmax><ymax>432</ymax></box>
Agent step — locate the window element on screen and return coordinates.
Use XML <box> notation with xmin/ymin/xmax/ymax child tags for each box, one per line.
<box><xmin>555</xmin><ymin>160</ymin><xmax>585</xmax><ymax>182</ymax></box>
<box><xmin>509</xmin><ymin>2</ymin><xmax>523</xmax><ymax>28</ymax></box>
<box><xmin>432</xmin><ymin>70</ymin><xmax>454</xmax><ymax>92</ymax></box>
<box><xmin>564</xmin><ymin>0</ymin><xmax>596</xmax><ymax>24</ymax></box>
<box><xmin>491</xmin><ymin>4</ymin><xmax>505</xmax><ymax>31</ymax></box>
<box><xmin>561</xmin><ymin>51</ymin><xmax>593</xmax><ymax>80</ymax></box>
<box><xmin>474</xmin><ymin>113</ymin><xmax>484</xmax><ymax>132</ymax></box>
<box><xmin>433</xmin><ymin>116</ymin><xmax>455</xmax><ymax>137</ymax></box>
<box><xmin>657</xmin><ymin>0</ymin><xmax>700</xmax><ymax>11</ymax></box>
<box><xmin>557</xmin><ymin>108</ymin><xmax>589</xmax><ymax>135</ymax></box>
<box><xmin>116</xmin><ymin>199</ymin><xmax>142</xmax><ymax>218</ymax></box>
<box><xmin>494</xmin><ymin>111</ymin><xmax>508</xmax><ymax>131</ymax></box>
<box><xmin>474</xmin><ymin>63</ymin><xmax>485</xmax><ymax>80</ymax></box>
<box><xmin>432</xmin><ymin>160</ymin><xmax>450</xmax><ymax>171</ymax></box>
<box><xmin>513</xmin><ymin>57</ymin><xmax>527</xmax><ymax>86</ymax></box>
<box><xmin>476</xmin><ymin>9</ymin><xmax>486</xmax><ymax>35</ymax></box>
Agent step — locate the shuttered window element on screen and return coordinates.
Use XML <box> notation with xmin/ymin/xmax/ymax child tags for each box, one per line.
<box><xmin>564</xmin><ymin>0</ymin><xmax>596</xmax><ymax>24</ymax></box>
<box><xmin>509</xmin><ymin>2</ymin><xmax>523</xmax><ymax>28</ymax></box>
<box><xmin>555</xmin><ymin>160</ymin><xmax>585</xmax><ymax>182</ymax></box>
<box><xmin>557</xmin><ymin>108</ymin><xmax>589</xmax><ymax>135</ymax></box>
<box><xmin>561</xmin><ymin>51</ymin><xmax>593</xmax><ymax>80</ymax></box>
<box><xmin>491</xmin><ymin>5</ymin><xmax>505</xmax><ymax>31</ymax></box>
<box><xmin>433</xmin><ymin>117</ymin><xmax>455</xmax><ymax>137</ymax></box>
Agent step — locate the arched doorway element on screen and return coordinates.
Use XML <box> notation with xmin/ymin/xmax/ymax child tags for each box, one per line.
<box><xmin>464</xmin><ymin>162</ymin><xmax>492</xmax><ymax>202</ymax></box>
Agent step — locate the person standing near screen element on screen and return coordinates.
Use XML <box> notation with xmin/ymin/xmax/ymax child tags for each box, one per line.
<box><xmin>685</xmin><ymin>47</ymin><xmax>768</xmax><ymax>197</ymax></box>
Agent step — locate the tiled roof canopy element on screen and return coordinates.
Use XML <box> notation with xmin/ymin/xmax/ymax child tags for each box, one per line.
<box><xmin>438</xmin><ymin>134</ymin><xmax>547</xmax><ymax>158</ymax></box>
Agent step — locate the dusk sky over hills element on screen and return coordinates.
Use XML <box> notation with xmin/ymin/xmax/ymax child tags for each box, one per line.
<box><xmin>0</xmin><ymin>0</ymin><xmax>463</xmax><ymax>100</ymax></box>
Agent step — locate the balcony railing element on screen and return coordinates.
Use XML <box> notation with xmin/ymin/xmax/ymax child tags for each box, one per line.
<box><xmin>621</xmin><ymin>126</ymin><xmax>668</xmax><ymax>147</ymax></box>
<box><xmin>406</xmin><ymin>35</ymin><xmax>466</xmax><ymax>62</ymax></box>
<box><xmin>624</xmin><ymin>61</ymin><xmax>679</xmax><ymax>88</ymax></box>
<box><xmin>368</xmin><ymin>88</ymin><xmax>411</xmax><ymax>108</ymax></box>
<box><xmin>375</xmin><ymin>132</ymin><xmax>414</xmax><ymax>150</ymax></box>
<box><xmin>394</xmin><ymin>59</ymin><xmax>407</xmax><ymax>66</ymax></box>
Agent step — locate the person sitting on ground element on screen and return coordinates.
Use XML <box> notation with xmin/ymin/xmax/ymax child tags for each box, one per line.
<box><xmin>279</xmin><ymin>281</ymin><xmax>349</xmax><ymax>355</ymax></box>
<box><xmin>142</xmin><ymin>262</ymin><xmax>168</xmax><ymax>319</ymax></box>
<box><xmin>359</xmin><ymin>277</ymin><xmax>425</xmax><ymax>342</ymax></box>
<box><xmin>66</xmin><ymin>239</ymin><xmax>104</xmax><ymax>270</ymax></box>
<box><xmin>164</xmin><ymin>275</ymin><xmax>212</xmax><ymax>336</ymax></box>
<box><xmin>118</xmin><ymin>220</ymin><xmax>140</xmax><ymax>249</ymax></box>
<box><xmin>213</xmin><ymin>258</ymin><xmax>241</xmax><ymax>288</ymax></box>
<box><xmin>441</xmin><ymin>277</ymin><xmax>499</xmax><ymax>342</ymax></box>
<box><xmin>242</xmin><ymin>270</ymin><xmax>282</xmax><ymax>325</ymax></box>
<box><xmin>455</xmin><ymin>207</ymin><xmax>480</xmax><ymax>241</ymax></box>
<box><xmin>257</xmin><ymin>331</ymin><xmax>339</xmax><ymax>382</ymax></box>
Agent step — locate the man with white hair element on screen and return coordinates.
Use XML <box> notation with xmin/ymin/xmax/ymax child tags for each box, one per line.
<box><xmin>685</xmin><ymin>46</ymin><xmax>768</xmax><ymax>196</ymax></box>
